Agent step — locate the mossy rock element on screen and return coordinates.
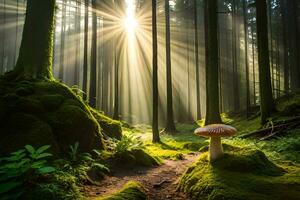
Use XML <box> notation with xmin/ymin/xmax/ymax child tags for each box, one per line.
<box><xmin>91</xmin><ymin>108</ymin><xmax>122</xmax><ymax>140</ymax></box>
<box><xmin>38</xmin><ymin>94</ymin><xmax>65</xmax><ymax>111</ymax></box>
<box><xmin>25</xmin><ymin>171</ymin><xmax>82</xmax><ymax>200</ymax></box>
<box><xmin>114</xmin><ymin>149</ymin><xmax>159</xmax><ymax>167</ymax></box>
<box><xmin>0</xmin><ymin>113</ymin><xmax>60</xmax><ymax>154</ymax></box>
<box><xmin>0</xmin><ymin>80</ymin><xmax>104</xmax><ymax>156</ymax></box>
<box><xmin>97</xmin><ymin>181</ymin><xmax>147</xmax><ymax>200</ymax></box>
<box><xmin>179</xmin><ymin>146</ymin><xmax>300</xmax><ymax>200</ymax></box>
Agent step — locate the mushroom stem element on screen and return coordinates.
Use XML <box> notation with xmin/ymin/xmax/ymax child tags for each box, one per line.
<box><xmin>209</xmin><ymin>136</ymin><xmax>223</xmax><ymax>161</ymax></box>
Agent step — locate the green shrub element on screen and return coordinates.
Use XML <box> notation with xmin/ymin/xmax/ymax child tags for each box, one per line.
<box><xmin>0</xmin><ymin>145</ymin><xmax>55</xmax><ymax>200</ymax></box>
<box><xmin>114</xmin><ymin>135</ymin><xmax>143</xmax><ymax>155</ymax></box>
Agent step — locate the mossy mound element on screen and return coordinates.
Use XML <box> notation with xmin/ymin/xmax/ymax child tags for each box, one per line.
<box><xmin>97</xmin><ymin>181</ymin><xmax>147</xmax><ymax>200</ymax></box>
<box><xmin>0</xmin><ymin>79</ymin><xmax>104</xmax><ymax>156</ymax></box>
<box><xmin>114</xmin><ymin>149</ymin><xmax>160</xmax><ymax>167</ymax></box>
<box><xmin>25</xmin><ymin>172</ymin><xmax>82</xmax><ymax>200</ymax></box>
<box><xmin>179</xmin><ymin>147</ymin><xmax>300</xmax><ymax>200</ymax></box>
<box><xmin>90</xmin><ymin>108</ymin><xmax>122</xmax><ymax>140</ymax></box>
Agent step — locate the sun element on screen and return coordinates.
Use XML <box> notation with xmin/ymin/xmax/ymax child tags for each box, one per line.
<box><xmin>123</xmin><ymin>0</ymin><xmax>138</xmax><ymax>36</ymax></box>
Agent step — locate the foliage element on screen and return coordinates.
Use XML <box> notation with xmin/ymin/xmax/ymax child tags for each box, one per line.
<box><xmin>28</xmin><ymin>171</ymin><xmax>83</xmax><ymax>200</ymax></box>
<box><xmin>0</xmin><ymin>145</ymin><xmax>55</xmax><ymax>200</ymax></box>
<box><xmin>113</xmin><ymin>135</ymin><xmax>143</xmax><ymax>155</ymax></box>
<box><xmin>96</xmin><ymin>181</ymin><xmax>147</xmax><ymax>200</ymax></box>
<box><xmin>68</xmin><ymin>142</ymin><xmax>94</xmax><ymax>164</ymax></box>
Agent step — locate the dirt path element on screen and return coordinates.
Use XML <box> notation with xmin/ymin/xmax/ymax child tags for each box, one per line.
<box><xmin>84</xmin><ymin>153</ymin><xmax>199</xmax><ymax>200</ymax></box>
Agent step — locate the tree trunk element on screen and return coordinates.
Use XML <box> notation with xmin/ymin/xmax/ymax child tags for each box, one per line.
<box><xmin>256</xmin><ymin>0</ymin><xmax>276</xmax><ymax>124</ymax></box>
<box><xmin>10</xmin><ymin>0</ymin><xmax>55</xmax><ymax>80</ymax></box>
<box><xmin>251</xmin><ymin>22</ymin><xmax>256</xmax><ymax>106</ymax></box>
<box><xmin>232</xmin><ymin>0</ymin><xmax>240</xmax><ymax>112</ymax></box>
<box><xmin>243</xmin><ymin>0</ymin><xmax>250</xmax><ymax>117</ymax></box>
<box><xmin>59</xmin><ymin>0</ymin><xmax>66</xmax><ymax>81</ymax></box>
<box><xmin>194</xmin><ymin>0</ymin><xmax>201</xmax><ymax>120</ymax></box>
<box><xmin>164</xmin><ymin>0</ymin><xmax>176</xmax><ymax>132</ymax></box>
<box><xmin>280</xmin><ymin>0</ymin><xmax>289</xmax><ymax>94</ymax></box>
<box><xmin>89</xmin><ymin>0</ymin><xmax>97</xmax><ymax>107</ymax></box>
<box><xmin>152</xmin><ymin>0</ymin><xmax>160</xmax><ymax>143</ymax></box>
<box><xmin>204</xmin><ymin>0</ymin><xmax>222</xmax><ymax>125</ymax></box>
<box><xmin>287</xmin><ymin>0</ymin><xmax>300</xmax><ymax>91</ymax></box>
<box><xmin>82</xmin><ymin>0</ymin><xmax>89</xmax><ymax>100</ymax></box>
<box><xmin>74</xmin><ymin>0</ymin><xmax>81</xmax><ymax>85</ymax></box>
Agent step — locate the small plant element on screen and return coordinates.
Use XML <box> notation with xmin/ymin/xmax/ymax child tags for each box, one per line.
<box><xmin>68</xmin><ymin>142</ymin><xmax>94</xmax><ymax>165</ymax></box>
<box><xmin>0</xmin><ymin>145</ymin><xmax>55</xmax><ymax>200</ymax></box>
<box><xmin>114</xmin><ymin>135</ymin><xmax>143</xmax><ymax>154</ymax></box>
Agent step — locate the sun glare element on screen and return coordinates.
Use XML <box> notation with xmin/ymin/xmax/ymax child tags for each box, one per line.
<box><xmin>123</xmin><ymin>0</ymin><xmax>138</xmax><ymax>36</ymax></box>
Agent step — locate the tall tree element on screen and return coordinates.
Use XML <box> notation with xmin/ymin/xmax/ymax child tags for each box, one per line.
<box><xmin>164</xmin><ymin>0</ymin><xmax>177</xmax><ymax>132</ymax></box>
<box><xmin>89</xmin><ymin>0</ymin><xmax>97</xmax><ymax>107</ymax></box>
<box><xmin>194</xmin><ymin>0</ymin><xmax>201</xmax><ymax>120</ymax></box>
<box><xmin>59</xmin><ymin>0</ymin><xmax>66</xmax><ymax>81</ymax></box>
<box><xmin>82</xmin><ymin>0</ymin><xmax>89</xmax><ymax>100</ymax></box>
<box><xmin>231</xmin><ymin>0</ymin><xmax>240</xmax><ymax>112</ymax></box>
<box><xmin>256</xmin><ymin>0</ymin><xmax>276</xmax><ymax>124</ymax></box>
<box><xmin>152</xmin><ymin>0</ymin><xmax>160</xmax><ymax>143</ymax></box>
<box><xmin>280</xmin><ymin>0</ymin><xmax>289</xmax><ymax>94</ymax></box>
<box><xmin>286</xmin><ymin>0</ymin><xmax>300</xmax><ymax>91</ymax></box>
<box><xmin>8</xmin><ymin>0</ymin><xmax>55</xmax><ymax>80</ymax></box>
<box><xmin>204</xmin><ymin>0</ymin><xmax>222</xmax><ymax>125</ymax></box>
<box><xmin>243</xmin><ymin>0</ymin><xmax>250</xmax><ymax>117</ymax></box>
<box><xmin>74</xmin><ymin>0</ymin><xmax>81</xmax><ymax>85</ymax></box>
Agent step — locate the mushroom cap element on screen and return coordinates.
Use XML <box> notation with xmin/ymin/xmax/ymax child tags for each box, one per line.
<box><xmin>194</xmin><ymin>124</ymin><xmax>237</xmax><ymax>137</ymax></box>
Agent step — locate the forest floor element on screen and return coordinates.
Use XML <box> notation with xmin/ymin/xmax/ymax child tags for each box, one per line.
<box><xmin>83</xmin><ymin>153</ymin><xmax>199</xmax><ymax>200</ymax></box>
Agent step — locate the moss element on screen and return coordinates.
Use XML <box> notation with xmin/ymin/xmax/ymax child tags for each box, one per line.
<box><xmin>96</xmin><ymin>181</ymin><xmax>147</xmax><ymax>200</ymax></box>
<box><xmin>179</xmin><ymin>146</ymin><xmax>300</xmax><ymax>200</ymax></box>
<box><xmin>0</xmin><ymin>80</ymin><xmax>104</xmax><ymax>156</ymax></box>
<box><xmin>38</xmin><ymin>94</ymin><xmax>65</xmax><ymax>111</ymax></box>
<box><xmin>46</xmin><ymin>105</ymin><xmax>102</xmax><ymax>154</ymax></box>
<box><xmin>26</xmin><ymin>171</ymin><xmax>83</xmax><ymax>200</ymax></box>
<box><xmin>14</xmin><ymin>97</ymin><xmax>45</xmax><ymax>114</ymax></box>
<box><xmin>114</xmin><ymin>149</ymin><xmax>160</xmax><ymax>167</ymax></box>
<box><xmin>91</xmin><ymin>108</ymin><xmax>122</xmax><ymax>140</ymax></box>
<box><xmin>0</xmin><ymin>112</ymin><xmax>60</xmax><ymax>155</ymax></box>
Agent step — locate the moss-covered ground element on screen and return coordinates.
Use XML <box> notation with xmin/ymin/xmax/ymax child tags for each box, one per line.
<box><xmin>95</xmin><ymin>181</ymin><xmax>147</xmax><ymax>200</ymax></box>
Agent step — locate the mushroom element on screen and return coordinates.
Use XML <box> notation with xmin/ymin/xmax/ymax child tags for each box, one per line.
<box><xmin>194</xmin><ymin>124</ymin><xmax>237</xmax><ymax>161</ymax></box>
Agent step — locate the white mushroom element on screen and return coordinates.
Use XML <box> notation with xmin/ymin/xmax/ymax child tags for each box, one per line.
<box><xmin>194</xmin><ymin>124</ymin><xmax>237</xmax><ymax>161</ymax></box>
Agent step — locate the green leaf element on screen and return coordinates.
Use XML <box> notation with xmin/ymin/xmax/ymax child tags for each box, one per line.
<box><xmin>24</xmin><ymin>145</ymin><xmax>35</xmax><ymax>155</ymax></box>
<box><xmin>92</xmin><ymin>149</ymin><xmax>101</xmax><ymax>156</ymax></box>
<box><xmin>38</xmin><ymin>166</ymin><xmax>56</xmax><ymax>174</ymax></box>
<box><xmin>10</xmin><ymin>149</ymin><xmax>26</xmax><ymax>156</ymax></box>
<box><xmin>0</xmin><ymin>181</ymin><xmax>22</xmax><ymax>194</ymax></box>
<box><xmin>31</xmin><ymin>160</ymin><xmax>47</xmax><ymax>169</ymax></box>
<box><xmin>36</xmin><ymin>145</ymin><xmax>51</xmax><ymax>154</ymax></box>
<box><xmin>35</xmin><ymin>153</ymin><xmax>53</xmax><ymax>160</ymax></box>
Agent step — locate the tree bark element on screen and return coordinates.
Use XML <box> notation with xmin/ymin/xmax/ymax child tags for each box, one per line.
<box><xmin>164</xmin><ymin>0</ymin><xmax>177</xmax><ymax>132</ymax></box>
<box><xmin>152</xmin><ymin>0</ymin><xmax>160</xmax><ymax>143</ymax></box>
<box><xmin>243</xmin><ymin>0</ymin><xmax>250</xmax><ymax>117</ymax></box>
<box><xmin>194</xmin><ymin>0</ymin><xmax>201</xmax><ymax>120</ymax></box>
<box><xmin>89</xmin><ymin>0</ymin><xmax>97</xmax><ymax>107</ymax></box>
<box><xmin>256</xmin><ymin>0</ymin><xmax>276</xmax><ymax>124</ymax></box>
<box><xmin>204</xmin><ymin>0</ymin><xmax>222</xmax><ymax>125</ymax></box>
<box><xmin>82</xmin><ymin>0</ymin><xmax>89</xmax><ymax>100</ymax></box>
<box><xmin>59</xmin><ymin>0</ymin><xmax>66</xmax><ymax>81</ymax></box>
<box><xmin>10</xmin><ymin>0</ymin><xmax>56</xmax><ymax>80</ymax></box>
